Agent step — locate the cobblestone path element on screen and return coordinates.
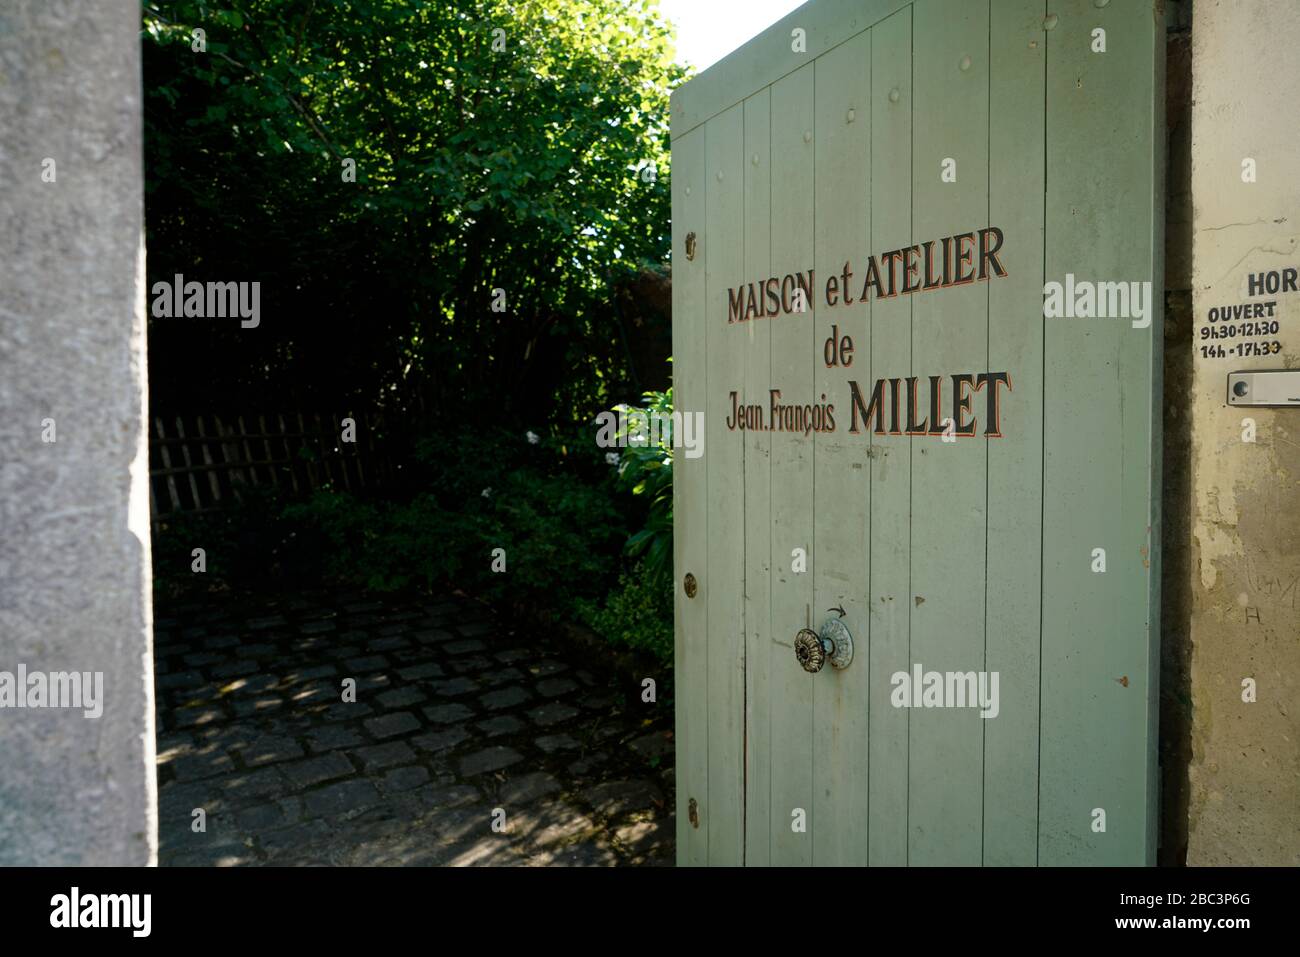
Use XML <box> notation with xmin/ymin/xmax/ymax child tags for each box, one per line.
<box><xmin>153</xmin><ymin>590</ymin><xmax>675</xmax><ymax>866</ymax></box>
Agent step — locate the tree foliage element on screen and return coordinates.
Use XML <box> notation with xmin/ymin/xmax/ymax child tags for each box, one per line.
<box><xmin>142</xmin><ymin>0</ymin><xmax>683</xmax><ymax>428</ymax></box>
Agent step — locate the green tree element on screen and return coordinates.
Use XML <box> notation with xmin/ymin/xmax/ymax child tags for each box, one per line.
<box><xmin>143</xmin><ymin>0</ymin><xmax>684</xmax><ymax>428</ymax></box>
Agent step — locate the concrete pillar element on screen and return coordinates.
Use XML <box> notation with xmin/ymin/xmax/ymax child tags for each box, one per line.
<box><xmin>0</xmin><ymin>0</ymin><xmax>156</xmax><ymax>864</ymax></box>
<box><xmin>1187</xmin><ymin>0</ymin><xmax>1300</xmax><ymax>865</ymax></box>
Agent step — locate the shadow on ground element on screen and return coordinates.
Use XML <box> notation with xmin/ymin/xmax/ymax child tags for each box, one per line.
<box><xmin>153</xmin><ymin>589</ymin><xmax>675</xmax><ymax>866</ymax></box>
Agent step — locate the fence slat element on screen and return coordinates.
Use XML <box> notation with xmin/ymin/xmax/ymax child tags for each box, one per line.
<box><xmin>154</xmin><ymin>417</ymin><xmax>183</xmax><ymax>511</ymax></box>
<box><xmin>236</xmin><ymin>415</ymin><xmax>259</xmax><ymax>487</ymax></box>
<box><xmin>337</xmin><ymin>413</ymin><xmax>353</xmax><ymax>493</ymax></box>
<box><xmin>352</xmin><ymin>413</ymin><xmax>367</xmax><ymax>489</ymax></box>
<box><xmin>278</xmin><ymin>413</ymin><xmax>300</xmax><ymax>495</ymax></box>
<box><xmin>211</xmin><ymin>414</ymin><xmax>246</xmax><ymax>492</ymax></box>
<box><xmin>149</xmin><ymin>409</ymin><xmax>396</xmax><ymax>523</ymax></box>
<box><xmin>194</xmin><ymin>415</ymin><xmax>223</xmax><ymax>504</ymax></box>
<box><xmin>173</xmin><ymin>416</ymin><xmax>205</xmax><ymax>510</ymax></box>
<box><xmin>314</xmin><ymin>412</ymin><xmax>331</xmax><ymax>489</ymax></box>
<box><xmin>258</xmin><ymin>414</ymin><xmax>280</xmax><ymax>488</ymax></box>
<box><xmin>297</xmin><ymin>412</ymin><xmax>319</xmax><ymax>491</ymax></box>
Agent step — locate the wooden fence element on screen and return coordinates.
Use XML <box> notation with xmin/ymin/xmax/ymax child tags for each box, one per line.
<box><xmin>148</xmin><ymin>412</ymin><xmax>401</xmax><ymax>520</ymax></box>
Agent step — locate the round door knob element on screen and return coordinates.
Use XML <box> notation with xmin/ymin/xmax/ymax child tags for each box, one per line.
<box><xmin>794</xmin><ymin>628</ymin><xmax>826</xmax><ymax>673</ymax></box>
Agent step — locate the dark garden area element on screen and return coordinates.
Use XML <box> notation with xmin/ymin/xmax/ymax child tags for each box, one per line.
<box><xmin>143</xmin><ymin>0</ymin><xmax>683</xmax><ymax>866</ymax></box>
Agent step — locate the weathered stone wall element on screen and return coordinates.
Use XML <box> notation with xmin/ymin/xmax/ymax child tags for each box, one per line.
<box><xmin>1186</xmin><ymin>0</ymin><xmax>1300</xmax><ymax>865</ymax></box>
<box><xmin>0</xmin><ymin>0</ymin><xmax>156</xmax><ymax>864</ymax></box>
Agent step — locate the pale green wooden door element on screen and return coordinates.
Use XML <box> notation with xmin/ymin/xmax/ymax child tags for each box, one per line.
<box><xmin>672</xmin><ymin>0</ymin><xmax>1164</xmax><ymax>866</ymax></box>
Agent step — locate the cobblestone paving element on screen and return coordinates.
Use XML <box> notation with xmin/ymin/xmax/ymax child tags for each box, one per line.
<box><xmin>154</xmin><ymin>590</ymin><xmax>675</xmax><ymax>866</ymax></box>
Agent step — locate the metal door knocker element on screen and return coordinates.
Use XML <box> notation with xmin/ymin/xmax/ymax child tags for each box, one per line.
<box><xmin>794</xmin><ymin>608</ymin><xmax>854</xmax><ymax>673</ymax></box>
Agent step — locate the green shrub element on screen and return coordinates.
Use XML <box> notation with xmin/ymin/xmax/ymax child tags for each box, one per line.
<box><xmin>281</xmin><ymin>489</ymin><xmax>379</xmax><ymax>572</ymax></box>
<box><xmin>575</xmin><ymin>560</ymin><xmax>674</xmax><ymax>664</ymax></box>
<box><xmin>280</xmin><ymin>489</ymin><xmax>474</xmax><ymax>593</ymax></box>
<box><xmin>152</xmin><ymin>485</ymin><xmax>296</xmax><ymax>596</ymax></box>
<box><xmin>608</xmin><ymin>387</ymin><xmax>674</xmax><ymax>584</ymax></box>
<box><xmin>151</xmin><ymin>509</ymin><xmax>238</xmax><ymax>596</ymax></box>
<box><xmin>277</xmin><ymin>458</ymin><xmax>626</xmax><ymax>610</ymax></box>
<box><xmin>472</xmin><ymin>470</ymin><xmax>627</xmax><ymax>610</ymax></box>
<box><xmin>154</xmin><ymin>419</ymin><xmax>673</xmax><ymax>667</ymax></box>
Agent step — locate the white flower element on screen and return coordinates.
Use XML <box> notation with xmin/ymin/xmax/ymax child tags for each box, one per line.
<box><xmin>481</xmin><ymin>488</ymin><xmax>492</xmax><ymax>498</ymax></box>
<box><xmin>526</xmin><ymin>431</ymin><xmax>539</xmax><ymax>445</ymax></box>
<box><xmin>605</xmin><ymin>452</ymin><xmax>621</xmax><ymax>466</ymax></box>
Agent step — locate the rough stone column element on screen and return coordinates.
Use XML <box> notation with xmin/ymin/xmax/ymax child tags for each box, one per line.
<box><xmin>1186</xmin><ymin>0</ymin><xmax>1300</xmax><ymax>865</ymax></box>
<box><xmin>0</xmin><ymin>0</ymin><xmax>156</xmax><ymax>864</ymax></box>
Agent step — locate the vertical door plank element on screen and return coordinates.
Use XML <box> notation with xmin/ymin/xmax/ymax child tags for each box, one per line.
<box><xmin>704</xmin><ymin>103</ymin><xmax>747</xmax><ymax>866</ymax></box>
<box><xmin>983</xmin><ymin>0</ymin><xmax>1047</xmax><ymax>867</ymax></box>
<box><xmin>908</xmin><ymin>0</ymin><xmax>990</xmax><ymax>866</ymax></box>
<box><xmin>1040</xmin><ymin>0</ymin><xmax>1162</xmax><ymax>865</ymax></box>
<box><xmin>672</xmin><ymin>126</ymin><xmax>710</xmax><ymax>867</ymax></box>
<box><xmin>742</xmin><ymin>88</ymin><xmax>774</xmax><ymax>866</ymax></box>
<box><xmin>868</xmin><ymin>6</ymin><xmax>913</xmax><ymax>867</ymax></box>
<box><xmin>767</xmin><ymin>63</ymin><xmax>817</xmax><ymax>866</ymax></box>
<box><xmin>811</xmin><ymin>30</ymin><xmax>872</xmax><ymax>866</ymax></box>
